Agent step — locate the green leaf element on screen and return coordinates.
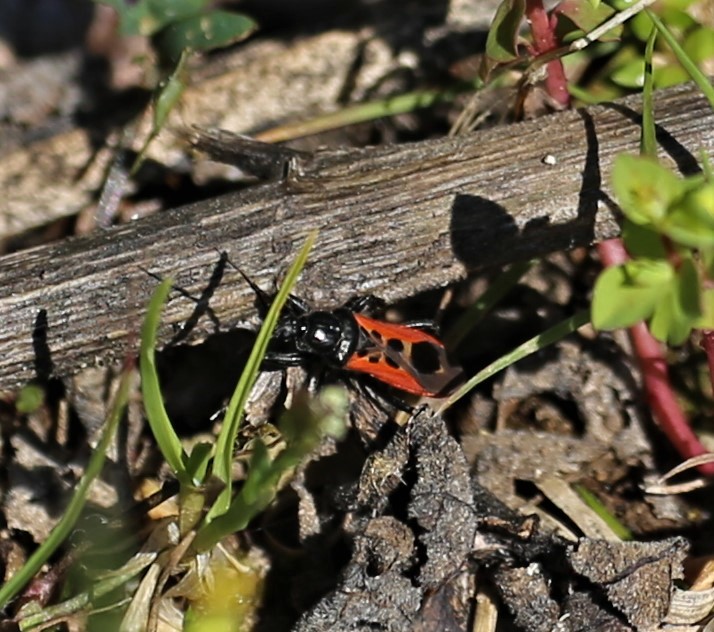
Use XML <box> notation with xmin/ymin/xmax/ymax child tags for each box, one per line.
<box><xmin>153</xmin><ymin>10</ymin><xmax>257</xmax><ymax>64</ymax></box>
<box><xmin>654</xmin><ymin>64</ymin><xmax>690</xmax><ymax>89</ymax></box>
<box><xmin>621</xmin><ymin>219</ymin><xmax>667</xmax><ymax>259</ymax></box>
<box><xmin>648</xmin><ymin>287</ymin><xmax>675</xmax><ymax>342</ymax></box>
<box><xmin>683</xmin><ymin>26</ymin><xmax>714</xmax><ymax>64</ymax></box>
<box><xmin>185</xmin><ymin>441</ymin><xmax>213</xmax><ymax>485</ymax></box>
<box><xmin>153</xmin><ymin>50</ymin><xmax>189</xmax><ymax>130</ymax></box>
<box><xmin>146</xmin><ymin>0</ymin><xmax>207</xmax><ymax>23</ymax></box>
<box><xmin>179</xmin><ymin>441</ymin><xmax>213</xmax><ymax>535</ymax></box>
<box><xmin>611</xmin><ymin>154</ymin><xmax>684</xmax><ymax>225</ymax></box>
<box><xmin>648</xmin><ymin>258</ymin><xmax>700</xmax><ymax>345</ymax></box>
<box><xmin>650</xmin><ymin>289</ymin><xmax>694</xmax><ymax>345</ymax></box>
<box><xmin>702</xmin><ymin>248</ymin><xmax>714</xmax><ymax>279</ymax></box>
<box><xmin>93</xmin><ymin>0</ymin><xmax>149</xmax><ymax>35</ymax></box>
<box><xmin>658</xmin><ymin>5</ymin><xmax>697</xmax><ymax>32</ymax></box>
<box><xmin>484</xmin><ymin>0</ymin><xmax>525</xmax><ymax>66</ymax></box>
<box><xmin>592</xmin><ymin>260</ymin><xmax>672</xmax><ymax>330</ymax></box>
<box><xmin>131</xmin><ymin>50</ymin><xmax>190</xmax><ymax>176</ymax></box>
<box><xmin>629</xmin><ymin>10</ymin><xmax>655</xmax><ymax>42</ymax></box>
<box><xmin>194</xmin><ymin>386</ymin><xmax>348</xmax><ymax>551</ymax></box>
<box><xmin>676</xmin><ymin>257</ymin><xmax>701</xmax><ymax>321</ymax></box>
<box><xmin>631</xmin><ymin>6</ymin><xmax>694</xmax><ymax>42</ymax></box>
<box><xmin>662</xmin><ymin>181</ymin><xmax>714</xmax><ymax>248</ymax></box>
<box><xmin>94</xmin><ymin>0</ymin><xmax>208</xmax><ymax>36</ymax></box>
<box><xmin>556</xmin><ymin>0</ymin><xmax>620</xmax><ymax>41</ymax></box>
<box><xmin>610</xmin><ymin>57</ymin><xmax>647</xmax><ymax>88</ymax></box>
<box><xmin>240</xmin><ymin>440</ymin><xmax>275</xmax><ymax>509</ymax></box>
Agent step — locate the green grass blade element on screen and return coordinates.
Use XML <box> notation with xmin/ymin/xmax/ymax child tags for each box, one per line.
<box><xmin>438</xmin><ymin>309</ymin><xmax>591</xmax><ymax>412</ymax></box>
<box><xmin>641</xmin><ymin>26</ymin><xmax>657</xmax><ymax>159</ymax></box>
<box><xmin>254</xmin><ymin>87</ymin><xmax>471</xmax><ymax>143</ymax></box>
<box><xmin>206</xmin><ymin>232</ymin><xmax>317</xmax><ymax>521</ymax></box>
<box><xmin>0</xmin><ymin>364</ymin><xmax>134</xmax><ymax>610</ymax></box>
<box><xmin>574</xmin><ymin>484</ymin><xmax>633</xmax><ymax>540</ymax></box>
<box><xmin>140</xmin><ymin>278</ymin><xmax>189</xmax><ymax>483</ymax></box>
<box><xmin>647</xmin><ymin>10</ymin><xmax>714</xmax><ymax>109</ymax></box>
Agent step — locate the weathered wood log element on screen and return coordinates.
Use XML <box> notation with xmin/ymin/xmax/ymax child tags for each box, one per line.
<box><xmin>0</xmin><ymin>81</ymin><xmax>712</xmax><ymax>389</ymax></box>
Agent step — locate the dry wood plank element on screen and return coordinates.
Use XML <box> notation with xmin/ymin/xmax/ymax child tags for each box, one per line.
<box><xmin>0</xmin><ymin>81</ymin><xmax>712</xmax><ymax>389</ymax></box>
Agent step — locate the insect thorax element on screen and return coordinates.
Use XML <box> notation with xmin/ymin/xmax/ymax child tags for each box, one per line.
<box><xmin>295</xmin><ymin>310</ymin><xmax>359</xmax><ymax>366</ymax></box>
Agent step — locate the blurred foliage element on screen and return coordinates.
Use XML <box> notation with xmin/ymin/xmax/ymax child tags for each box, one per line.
<box><xmin>581</xmin><ymin>0</ymin><xmax>714</xmax><ymax>100</ymax></box>
<box><xmin>593</xmin><ymin>155</ymin><xmax>714</xmax><ymax>344</ymax></box>
<box><xmin>94</xmin><ymin>0</ymin><xmax>257</xmax><ymax>64</ymax></box>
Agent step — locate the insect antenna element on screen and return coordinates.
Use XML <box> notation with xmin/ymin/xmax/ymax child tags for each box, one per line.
<box><xmin>236</xmin><ymin>267</ymin><xmax>272</xmax><ymax>314</ymax></box>
<box><xmin>216</xmin><ymin>249</ymin><xmax>273</xmax><ymax>315</ymax></box>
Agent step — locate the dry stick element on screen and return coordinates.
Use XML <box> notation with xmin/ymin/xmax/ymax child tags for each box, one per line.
<box><xmin>570</xmin><ymin>0</ymin><xmax>659</xmax><ymax>52</ymax></box>
<box><xmin>0</xmin><ymin>82</ymin><xmax>712</xmax><ymax>389</ymax></box>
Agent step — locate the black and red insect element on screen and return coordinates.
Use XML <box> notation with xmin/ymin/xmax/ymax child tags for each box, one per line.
<box><xmin>240</xmin><ymin>272</ymin><xmax>463</xmax><ymax>398</ymax></box>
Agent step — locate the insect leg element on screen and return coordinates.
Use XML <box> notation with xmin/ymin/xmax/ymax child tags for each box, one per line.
<box><xmin>343</xmin><ymin>295</ymin><xmax>386</xmax><ymax>315</ymax></box>
<box><xmin>285</xmin><ymin>294</ymin><xmax>311</xmax><ymax>314</ymax></box>
<box><xmin>305</xmin><ymin>368</ymin><xmax>326</xmax><ymax>394</ymax></box>
<box><xmin>263</xmin><ymin>351</ymin><xmax>306</xmax><ymax>367</ymax></box>
<box><xmin>351</xmin><ymin>376</ymin><xmax>416</xmax><ymax>414</ymax></box>
<box><xmin>401</xmin><ymin>320</ymin><xmax>440</xmax><ymax>335</ymax></box>
<box><xmin>373</xmin><ymin>386</ymin><xmax>415</xmax><ymax>414</ymax></box>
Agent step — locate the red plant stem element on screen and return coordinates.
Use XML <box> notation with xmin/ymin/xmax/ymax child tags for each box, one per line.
<box><xmin>525</xmin><ymin>0</ymin><xmax>570</xmax><ymax>107</ymax></box>
<box><xmin>598</xmin><ymin>239</ymin><xmax>714</xmax><ymax>476</ymax></box>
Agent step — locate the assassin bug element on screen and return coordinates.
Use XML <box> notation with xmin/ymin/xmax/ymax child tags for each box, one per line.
<box><xmin>237</xmin><ymin>270</ymin><xmax>463</xmax><ymax>399</ymax></box>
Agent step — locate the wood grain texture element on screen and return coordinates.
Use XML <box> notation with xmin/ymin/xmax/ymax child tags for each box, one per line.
<box><xmin>0</xmin><ymin>81</ymin><xmax>712</xmax><ymax>389</ymax></box>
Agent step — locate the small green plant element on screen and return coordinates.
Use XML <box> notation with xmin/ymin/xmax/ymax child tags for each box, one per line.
<box><xmin>92</xmin><ymin>1</ymin><xmax>257</xmax><ymax>177</ymax></box>
<box><xmin>590</xmin><ymin>12</ymin><xmax>714</xmax><ymax>477</ymax></box>
<box><xmin>593</xmin><ymin>155</ymin><xmax>714</xmax><ymax>344</ymax></box>
<box><xmin>606</xmin><ymin>0</ymin><xmax>714</xmax><ymax>93</ymax></box>
<box><xmin>481</xmin><ymin>0</ymin><xmax>623</xmax><ymax>84</ymax></box>
<box><xmin>475</xmin><ymin>0</ymin><xmax>714</xmax><ymax>113</ymax></box>
<box><xmin>592</xmin><ymin>9</ymin><xmax>714</xmax><ymax>344</ymax></box>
